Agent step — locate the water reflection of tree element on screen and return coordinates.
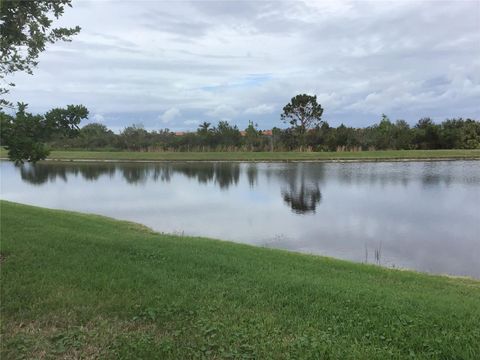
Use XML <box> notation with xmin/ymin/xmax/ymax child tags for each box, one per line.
<box><xmin>170</xmin><ymin>163</ymin><xmax>240</xmax><ymax>189</ymax></box>
<box><xmin>17</xmin><ymin>163</ymin><xmax>325</xmax><ymax>214</ymax></box>
<box><xmin>19</xmin><ymin>163</ymin><xmax>116</xmax><ymax>184</ymax></box>
<box><xmin>171</xmin><ymin>163</ymin><xmax>215</xmax><ymax>184</ymax></box>
<box><xmin>17</xmin><ymin>162</ymin><xmax>242</xmax><ymax>188</ymax></box>
<box><xmin>79</xmin><ymin>164</ymin><xmax>115</xmax><ymax>181</ymax></box>
<box><xmin>17</xmin><ymin>161</ymin><xmax>325</xmax><ymax>215</ymax></box>
<box><xmin>280</xmin><ymin>163</ymin><xmax>324</xmax><ymax>214</ymax></box>
<box><xmin>19</xmin><ymin>163</ymin><xmax>69</xmax><ymax>185</ymax></box>
<box><xmin>246</xmin><ymin>164</ymin><xmax>258</xmax><ymax>188</ymax></box>
<box><xmin>214</xmin><ymin>163</ymin><xmax>240</xmax><ymax>189</ymax></box>
<box><xmin>282</xmin><ymin>184</ymin><xmax>321</xmax><ymax>214</ymax></box>
<box><xmin>120</xmin><ymin>164</ymin><xmax>151</xmax><ymax>184</ymax></box>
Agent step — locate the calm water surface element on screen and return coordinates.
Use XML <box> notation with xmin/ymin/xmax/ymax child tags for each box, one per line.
<box><xmin>1</xmin><ymin>160</ymin><xmax>479</xmax><ymax>278</ymax></box>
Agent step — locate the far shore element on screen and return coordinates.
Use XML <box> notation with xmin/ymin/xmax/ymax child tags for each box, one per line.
<box><xmin>1</xmin><ymin>149</ymin><xmax>480</xmax><ymax>163</ymax></box>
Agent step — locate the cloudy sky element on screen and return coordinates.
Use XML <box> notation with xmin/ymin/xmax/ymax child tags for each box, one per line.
<box><xmin>5</xmin><ymin>0</ymin><xmax>480</xmax><ymax>132</ymax></box>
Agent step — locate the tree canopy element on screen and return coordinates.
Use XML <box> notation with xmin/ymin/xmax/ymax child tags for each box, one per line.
<box><xmin>33</xmin><ymin>115</ymin><xmax>480</xmax><ymax>153</ymax></box>
<box><xmin>281</xmin><ymin>94</ymin><xmax>324</xmax><ymax>133</ymax></box>
<box><xmin>0</xmin><ymin>103</ymin><xmax>88</xmax><ymax>163</ymax></box>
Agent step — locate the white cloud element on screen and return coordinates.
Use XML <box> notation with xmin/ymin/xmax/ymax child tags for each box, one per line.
<box><xmin>4</xmin><ymin>0</ymin><xmax>479</xmax><ymax>127</ymax></box>
<box><xmin>206</xmin><ymin>104</ymin><xmax>238</xmax><ymax>120</ymax></box>
<box><xmin>245</xmin><ymin>104</ymin><xmax>275</xmax><ymax>115</ymax></box>
<box><xmin>160</xmin><ymin>107</ymin><xmax>181</xmax><ymax>123</ymax></box>
<box><xmin>92</xmin><ymin>113</ymin><xmax>105</xmax><ymax>122</ymax></box>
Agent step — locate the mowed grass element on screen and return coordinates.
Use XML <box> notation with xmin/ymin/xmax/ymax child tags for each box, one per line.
<box><xmin>1</xmin><ymin>201</ymin><xmax>479</xmax><ymax>359</ymax></box>
<box><xmin>2</xmin><ymin>148</ymin><xmax>480</xmax><ymax>162</ymax></box>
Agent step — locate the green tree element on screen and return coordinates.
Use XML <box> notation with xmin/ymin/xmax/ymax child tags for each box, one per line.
<box><xmin>1</xmin><ymin>0</ymin><xmax>80</xmax><ymax>107</ymax></box>
<box><xmin>197</xmin><ymin>121</ymin><xmax>214</xmax><ymax>149</ymax></box>
<box><xmin>78</xmin><ymin>123</ymin><xmax>115</xmax><ymax>149</ymax></box>
<box><xmin>214</xmin><ymin>121</ymin><xmax>241</xmax><ymax>148</ymax></box>
<box><xmin>439</xmin><ymin>118</ymin><xmax>463</xmax><ymax>149</ymax></box>
<box><xmin>332</xmin><ymin>124</ymin><xmax>358</xmax><ymax>150</ymax></box>
<box><xmin>44</xmin><ymin>105</ymin><xmax>88</xmax><ymax>137</ymax></box>
<box><xmin>244</xmin><ymin>120</ymin><xmax>262</xmax><ymax>150</ymax></box>
<box><xmin>320</xmin><ymin>122</ymin><xmax>337</xmax><ymax>151</ymax></box>
<box><xmin>281</xmin><ymin>94</ymin><xmax>324</xmax><ymax>133</ymax></box>
<box><xmin>0</xmin><ymin>103</ymin><xmax>88</xmax><ymax>163</ymax></box>
<box><xmin>463</xmin><ymin>119</ymin><xmax>480</xmax><ymax>149</ymax></box>
<box><xmin>197</xmin><ymin>121</ymin><xmax>211</xmax><ymax>135</ymax></box>
<box><xmin>119</xmin><ymin>124</ymin><xmax>150</xmax><ymax>150</ymax></box>
<box><xmin>413</xmin><ymin>118</ymin><xmax>441</xmax><ymax>149</ymax></box>
<box><xmin>372</xmin><ymin>114</ymin><xmax>394</xmax><ymax>150</ymax></box>
<box><xmin>392</xmin><ymin>119</ymin><xmax>412</xmax><ymax>149</ymax></box>
<box><xmin>278</xmin><ymin>128</ymin><xmax>300</xmax><ymax>150</ymax></box>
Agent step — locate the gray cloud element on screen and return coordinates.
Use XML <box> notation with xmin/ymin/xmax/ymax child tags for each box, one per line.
<box><xmin>142</xmin><ymin>9</ymin><xmax>212</xmax><ymax>39</ymax></box>
<box><xmin>4</xmin><ymin>0</ymin><xmax>479</xmax><ymax>130</ymax></box>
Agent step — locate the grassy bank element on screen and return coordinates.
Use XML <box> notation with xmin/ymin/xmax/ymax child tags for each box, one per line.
<box><xmin>2</xmin><ymin>148</ymin><xmax>480</xmax><ymax>162</ymax></box>
<box><xmin>1</xmin><ymin>201</ymin><xmax>479</xmax><ymax>359</ymax></box>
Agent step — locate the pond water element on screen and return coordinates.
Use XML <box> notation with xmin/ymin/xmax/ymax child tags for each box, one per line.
<box><xmin>1</xmin><ymin>160</ymin><xmax>479</xmax><ymax>278</ymax></box>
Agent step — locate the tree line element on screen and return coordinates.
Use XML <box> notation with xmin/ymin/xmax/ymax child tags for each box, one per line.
<box><xmin>48</xmin><ymin>114</ymin><xmax>480</xmax><ymax>153</ymax></box>
<box><xmin>2</xmin><ymin>100</ymin><xmax>480</xmax><ymax>164</ymax></box>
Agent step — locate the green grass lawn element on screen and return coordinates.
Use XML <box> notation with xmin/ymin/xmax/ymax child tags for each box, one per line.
<box><xmin>2</xmin><ymin>148</ymin><xmax>480</xmax><ymax>162</ymax></box>
<box><xmin>1</xmin><ymin>201</ymin><xmax>479</xmax><ymax>359</ymax></box>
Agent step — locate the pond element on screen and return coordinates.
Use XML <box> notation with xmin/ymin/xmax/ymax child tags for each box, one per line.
<box><xmin>1</xmin><ymin>160</ymin><xmax>479</xmax><ymax>278</ymax></box>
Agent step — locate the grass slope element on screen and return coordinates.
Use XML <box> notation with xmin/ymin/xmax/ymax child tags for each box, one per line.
<box><xmin>2</xmin><ymin>148</ymin><xmax>480</xmax><ymax>162</ymax></box>
<box><xmin>1</xmin><ymin>201</ymin><xmax>479</xmax><ymax>359</ymax></box>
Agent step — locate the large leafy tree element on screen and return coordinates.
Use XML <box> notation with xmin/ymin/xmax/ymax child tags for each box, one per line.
<box><xmin>372</xmin><ymin>114</ymin><xmax>394</xmax><ymax>150</ymax></box>
<box><xmin>281</xmin><ymin>94</ymin><xmax>324</xmax><ymax>133</ymax></box>
<box><xmin>119</xmin><ymin>124</ymin><xmax>150</xmax><ymax>151</ymax></box>
<box><xmin>413</xmin><ymin>117</ymin><xmax>441</xmax><ymax>150</ymax></box>
<box><xmin>78</xmin><ymin>123</ymin><xmax>115</xmax><ymax>149</ymax></box>
<box><xmin>0</xmin><ymin>103</ymin><xmax>88</xmax><ymax>163</ymax></box>
<box><xmin>0</xmin><ymin>0</ymin><xmax>80</xmax><ymax>107</ymax></box>
<box><xmin>214</xmin><ymin>121</ymin><xmax>242</xmax><ymax>148</ymax></box>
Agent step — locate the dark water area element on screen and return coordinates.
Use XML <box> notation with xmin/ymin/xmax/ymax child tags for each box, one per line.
<box><xmin>1</xmin><ymin>160</ymin><xmax>479</xmax><ymax>278</ymax></box>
